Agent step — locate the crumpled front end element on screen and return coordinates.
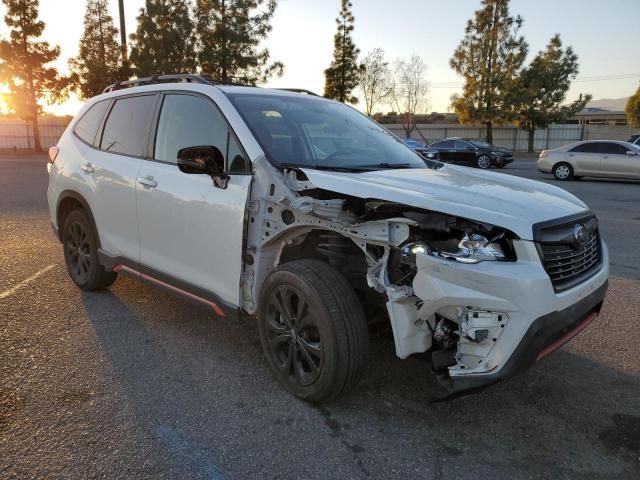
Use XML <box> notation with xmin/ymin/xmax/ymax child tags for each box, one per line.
<box><xmin>408</xmin><ymin>237</ymin><xmax>609</xmax><ymax>395</ymax></box>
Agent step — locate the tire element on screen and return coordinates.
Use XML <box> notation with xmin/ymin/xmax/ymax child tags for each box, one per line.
<box><xmin>258</xmin><ymin>259</ymin><xmax>369</xmax><ymax>403</ymax></box>
<box><xmin>552</xmin><ymin>162</ymin><xmax>574</xmax><ymax>180</ymax></box>
<box><xmin>476</xmin><ymin>155</ymin><xmax>492</xmax><ymax>169</ymax></box>
<box><xmin>62</xmin><ymin>209</ymin><xmax>117</xmax><ymax>290</ymax></box>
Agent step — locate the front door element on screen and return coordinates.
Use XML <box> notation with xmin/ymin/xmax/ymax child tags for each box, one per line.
<box><xmin>599</xmin><ymin>142</ymin><xmax>639</xmax><ymax>178</ymax></box>
<box><xmin>136</xmin><ymin>93</ymin><xmax>252</xmax><ymax>308</ymax></box>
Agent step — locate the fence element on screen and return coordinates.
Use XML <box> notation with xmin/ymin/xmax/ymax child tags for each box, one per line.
<box><xmin>385</xmin><ymin>123</ymin><xmax>638</xmax><ymax>151</ymax></box>
<box><xmin>0</xmin><ymin>117</ymin><xmax>70</xmax><ymax>151</ymax></box>
<box><xmin>0</xmin><ymin>117</ymin><xmax>637</xmax><ymax>153</ymax></box>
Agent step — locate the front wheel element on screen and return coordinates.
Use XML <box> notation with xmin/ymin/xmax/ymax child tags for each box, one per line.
<box><xmin>476</xmin><ymin>155</ymin><xmax>492</xmax><ymax>169</ymax></box>
<box><xmin>258</xmin><ymin>260</ymin><xmax>369</xmax><ymax>403</ymax></box>
<box><xmin>552</xmin><ymin>162</ymin><xmax>574</xmax><ymax>180</ymax></box>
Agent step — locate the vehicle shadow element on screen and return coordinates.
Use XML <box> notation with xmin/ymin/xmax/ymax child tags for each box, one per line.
<box><xmin>81</xmin><ymin>278</ymin><xmax>640</xmax><ymax>479</ymax></box>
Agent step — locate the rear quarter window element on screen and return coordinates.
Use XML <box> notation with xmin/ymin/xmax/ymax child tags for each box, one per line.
<box><xmin>73</xmin><ymin>100</ymin><xmax>110</xmax><ymax>146</ymax></box>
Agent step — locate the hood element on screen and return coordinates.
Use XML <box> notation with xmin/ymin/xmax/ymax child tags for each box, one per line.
<box><xmin>300</xmin><ymin>164</ymin><xmax>589</xmax><ymax>240</ymax></box>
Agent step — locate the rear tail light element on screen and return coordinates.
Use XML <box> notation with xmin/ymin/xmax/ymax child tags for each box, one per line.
<box><xmin>539</xmin><ymin>151</ymin><xmax>548</xmax><ymax>159</ymax></box>
<box><xmin>48</xmin><ymin>146</ymin><xmax>59</xmax><ymax>163</ymax></box>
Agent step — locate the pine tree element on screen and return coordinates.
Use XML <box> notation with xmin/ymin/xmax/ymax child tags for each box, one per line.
<box><xmin>324</xmin><ymin>0</ymin><xmax>360</xmax><ymax>103</ymax></box>
<box><xmin>450</xmin><ymin>0</ymin><xmax>527</xmax><ymax>143</ymax></box>
<box><xmin>129</xmin><ymin>0</ymin><xmax>197</xmax><ymax>77</ymax></box>
<box><xmin>626</xmin><ymin>86</ymin><xmax>640</xmax><ymax>128</ymax></box>
<box><xmin>515</xmin><ymin>35</ymin><xmax>590</xmax><ymax>152</ymax></box>
<box><xmin>0</xmin><ymin>0</ymin><xmax>72</xmax><ymax>151</ymax></box>
<box><xmin>69</xmin><ymin>0</ymin><xmax>124</xmax><ymax>99</ymax></box>
<box><xmin>195</xmin><ymin>0</ymin><xmax>283</xmax><ymax>84</ymax></box>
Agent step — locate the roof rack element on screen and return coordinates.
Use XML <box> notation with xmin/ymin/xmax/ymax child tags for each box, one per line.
<box><xmin>102</xmin><ymin>74</ymin><xmax>258</xmax><ymax>93</ymax></box>
<box><xmin>277</xmin><ymin>88</ymin><xmax>321</xmax><ymax>96</ymax></box>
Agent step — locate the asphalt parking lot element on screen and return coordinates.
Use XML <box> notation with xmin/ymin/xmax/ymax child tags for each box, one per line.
<box><xmin>1</xmin><ymin>154</ymin><xmax>639</xmax><ymax>479</ymax></box>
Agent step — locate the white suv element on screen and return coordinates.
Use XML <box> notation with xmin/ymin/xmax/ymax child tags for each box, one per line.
<box><xmin>47</xmin><ymin>75</ymin><xmax>609</xmax><ymax>402</ymax></box>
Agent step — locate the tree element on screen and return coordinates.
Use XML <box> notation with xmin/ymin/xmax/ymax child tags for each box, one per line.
<box><xmin>69</xmin><ymin>0</ymin><xmax>124</xmax><ymax>99</ymax></box>
<box><xmin>195</xmin><ymin>0</ymin><xmax>283</xmax><ymax>84</ymax></box>
<box><xmin>129</xmin><ymin>0</ymin><xmax>197</xmax><ymax>77</ymax></box>
<box><xmin>390</xmin><ymin>55</ymin><xmax>429</xmax><ymax>138</ymax></box>
<box><xmin>515</xmin><ymin>35</ymin><xmax>590</xmax><ymax>152</ymax></box>
<box><xmin>359</xmin><ymin>48</ymin><xmax>391</xmax><ymax>116</ymax></box>
<box><xmin>323</xmin><ymin>0</ymin><xmax>360</xmax><ymax>103</ymax></box>
<box><xmin>450</xmin><ymin>0</ymin><xmax>527</xmax><ymax>143</ymax></box>
<box><xmin>0</xmin><ymin>0</ymin><xmax>72</xmax><ymax>151</ymax></box>
<box><xmin>626</xmin><ymin>86</ymin><xmax>640</xmax><ymax>128</ymax></box>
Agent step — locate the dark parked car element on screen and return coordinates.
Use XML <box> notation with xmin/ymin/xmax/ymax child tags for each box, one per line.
<box><xmin>402</xmin><ymin>139</ymin><xmax>432</xmax><ymax>158</ymax></box>
<box><xmin>428</xmin><ymin>137</ymin><xmax>514</xmax><ymax>169</ymax></box>
<box><xmin>628</xmin><ymin>134</ymin><xmax>640</xmax><ymax>147</ymax></box>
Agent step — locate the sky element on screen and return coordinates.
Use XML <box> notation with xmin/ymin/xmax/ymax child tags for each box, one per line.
<box><xmin>1</xmin><ymin>0</ymin><xmax>639</xmax><ymax>116</ymax></box>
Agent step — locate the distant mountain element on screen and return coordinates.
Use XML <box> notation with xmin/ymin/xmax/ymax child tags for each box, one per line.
<box><xmin>586</xmin><ymin>97</ymin><xmax>629</xmax><ymax>111</ymax></box>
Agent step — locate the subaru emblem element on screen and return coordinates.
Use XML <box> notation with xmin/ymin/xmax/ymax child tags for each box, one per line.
<box><xmin>572</xmin><ymin>224</ymin><xmax>588</xmax><ymax>245</ymax></box>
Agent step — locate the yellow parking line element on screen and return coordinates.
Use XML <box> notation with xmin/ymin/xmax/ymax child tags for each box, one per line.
<box><xmin>0</xmin><ymin>264</ymin><xmax>56</xmax><ymax>300</ymax></box>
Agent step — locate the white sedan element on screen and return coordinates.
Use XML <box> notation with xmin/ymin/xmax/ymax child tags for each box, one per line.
<box><xmin>538</xmin><ymin>140</ymin><xmax>640</xmax><ymax>180</ymax></box>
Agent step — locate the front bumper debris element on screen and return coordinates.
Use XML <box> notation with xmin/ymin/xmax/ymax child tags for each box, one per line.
<box><xmin>410</xmin><ymin>238</ymin><xmax>609</xmax><ymax>397</ymax></box>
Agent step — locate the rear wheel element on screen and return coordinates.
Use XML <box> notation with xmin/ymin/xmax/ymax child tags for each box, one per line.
<box><xmin>62</xmin><ymin>209</ymin><xmax>117</xmax><ymax>290</ymax></box>
<box><xmin>476</xmin><ymin>155</ymin><xmax>492</xmax><ymax>169</ymax></box>
<box><xmin>258</xmin><ymin>260</ymin><xmax>369</xmax><ymax>403</ymax></box>
<box><xmin>552</xmin><ymin>162</ymin><xmax>574</xmax><ymax>180</ymax></box>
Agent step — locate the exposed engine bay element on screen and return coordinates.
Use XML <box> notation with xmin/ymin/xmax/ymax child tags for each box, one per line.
<box><xmin>241</xmin><ymin>156</ymin><xmax>520</xmax><ymax>387</ymax></box>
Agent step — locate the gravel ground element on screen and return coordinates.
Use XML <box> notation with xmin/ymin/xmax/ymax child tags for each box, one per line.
<box><xmin>1</xmin><ymin>154</ymin><xmax>639</xmax><ymax>479</ymax></box>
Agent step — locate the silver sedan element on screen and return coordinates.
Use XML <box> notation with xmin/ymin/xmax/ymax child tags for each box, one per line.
<box><xmin>537</xmin><ymin>140</ymin><xmax>640</xmax><ymax>180</ymax></box>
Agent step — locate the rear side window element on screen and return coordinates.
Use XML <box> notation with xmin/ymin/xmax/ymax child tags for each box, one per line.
<box><xmin>454</xmin><ymin>140</ymin><xmax>470</xmax><ymax>149</ymax></box>
<box><xmin>601</xmin><ymin>142</ymin><xmax>629</xmax><ymax>155</ymax></box>
<box><xmin>433</xmin><ymin>140</ymin><xmax>454</xmax><ymax>148</ymax></box>
<box><xmin>100</xmin><ymin>95</ymin><xmax>158</xmax><ymax>157</ymax></box>
<box><xmin>74</xmin><ymin>100</ymin><xmax>110</xmax><ymax>146</ymax></box>
<box><xmin>570</xmin><ymin>143</ymin><xmax>600</xmax><ymax>153</ymax></box>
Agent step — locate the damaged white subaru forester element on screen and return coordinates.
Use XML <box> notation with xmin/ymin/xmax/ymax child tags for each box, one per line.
<box><xmin>47</xmin><ymin>75</ymin><xmax>609</xmax><ymax>403</ymax></box>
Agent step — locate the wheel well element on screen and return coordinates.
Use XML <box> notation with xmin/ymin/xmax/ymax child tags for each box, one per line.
<box><xmin>278</xmin><ymin>230</ymin><xmax>377</xmax><ymax>307</ymax></box>
<box><xmin>56</xmin><ymin>193</ymin><xmax>100</xmax><ymax>245</ymax></box>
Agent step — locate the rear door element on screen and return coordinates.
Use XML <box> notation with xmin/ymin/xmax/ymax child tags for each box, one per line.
<box><xmin>599</xmin><ymin>142</ymin><xmax>639</xmax><ymax>178</ymax></box>
<box><xmin>90</xmin><ymin>94</ymin><xmax>159</xmax><ymax>262</ymax></box>
<box><xmin>136</xmin><ymin>92</ymin><xmax>252</xmax><ymax>308</ymax></box>
<box><xmin>566</xmin><ymin>142</ymin><xmax>602</xmax><ymax>175</ymax></box>
<box><xmin>431</xmin><ymin>140</ymin><xmax>455</xmax><ymax>162</ymax></box>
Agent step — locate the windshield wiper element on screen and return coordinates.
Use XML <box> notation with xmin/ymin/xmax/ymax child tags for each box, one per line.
<box><xmin>343</xmin><ymin>163</ymin><xmax>416</xmax><ymax>170</ymax></box>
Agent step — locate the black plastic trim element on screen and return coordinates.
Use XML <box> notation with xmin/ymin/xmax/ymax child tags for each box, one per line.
<box><xmin>97</xmin><ymin>250</ymin><xmax>239</xmax><ymax>319</ymax></box>
<box><xmin>55</xmin><ymin>190</ymin><xmax>100</xmax><ymax>245</ymax></box>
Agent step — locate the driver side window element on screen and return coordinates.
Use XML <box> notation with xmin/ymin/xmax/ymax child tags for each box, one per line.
<box><xmin>155</xmin><ymin>94</ymin><xmax>249</xmax><ymax>172</ymax></box>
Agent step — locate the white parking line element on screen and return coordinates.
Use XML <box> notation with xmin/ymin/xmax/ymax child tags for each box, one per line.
<box><xmin>0</xmin><ymin>264</ymin><xmax>56</xmax><ymax>300</ymax></box>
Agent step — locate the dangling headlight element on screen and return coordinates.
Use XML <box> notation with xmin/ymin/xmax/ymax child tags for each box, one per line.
<box><xmin>400</xmin><ymin>232</ymin><xmax>513</xmax><ymax>266</ymax></box>
<box><xmin>438</xmin><ymin>233</ymin><xmax>506</xmax><ymax>263</ymax></box>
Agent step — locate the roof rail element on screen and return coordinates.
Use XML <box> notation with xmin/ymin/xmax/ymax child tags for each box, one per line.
<box><xmin>277</xmin><ymin>88</ymin><xmax>321</xmax><ymax>96</ymax></box>
<box><xmin>103</xmin><ymin>74</ymin><xmax>213</xmax><ymax>93</ymax></box>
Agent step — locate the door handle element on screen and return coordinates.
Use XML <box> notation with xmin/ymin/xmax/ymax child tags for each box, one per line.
<box><xmin>602</xmin><ymin>156</ymin><xmax>608</xmax><ymax>159</ymax></box>
<box><xmin>81</xmin><ymin>162</ymin><xmax>94</xmax><ymax>174</ymax></box>
<box><xmin>137</xmin><ymin>176</ymin><xmax>158</xmax><ymax>188</ymax></box>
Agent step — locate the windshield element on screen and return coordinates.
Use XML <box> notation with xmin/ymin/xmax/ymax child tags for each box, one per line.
<box><xmin>226</xmin><ymin>93</ymin><xmax>428</xmax><ymax>171</ymax></box>
<box><xmin>469</xmin><ymin>140</ymin><xmax>491</xmax><ymax>148</ymax></box>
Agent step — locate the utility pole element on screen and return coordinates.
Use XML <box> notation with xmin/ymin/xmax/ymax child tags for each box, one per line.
<box><xmin>118</xmin><ymin>0</ymin><xmax>127</xmax><ymax>63</ymax></box>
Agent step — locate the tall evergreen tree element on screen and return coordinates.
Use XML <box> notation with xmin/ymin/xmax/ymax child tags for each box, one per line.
<box><xmin>129</xmin><ymin>0</ymin><xmax>197</xmax><ymax>77</ymax></box>
<box><xmin>515</xmin><ymin>35</ymin><xmax>590</xmax><ymax>152</ymax></box>
<box><xmin>69</xmin><ymin>0</ymin><xmax>124</xmax><ymax>99</ymax></box>
<box><xmin>0</xmin><ymin>0</ymin><xmax>72</xmax><ymax>151</ymax></box>
<box><xmin>626</xmin><ymin>86</ymin><xmax>640</xmax><ymax>128</ymax></box>
<box><xmin>450</xmin><ymin>0</ymin><xmax>527</xmax><ymax>143</ymax></box>
<box><xmin>195</xmin><ymin>0</ymin><xmax>283</xmax><ymax>84</ymax></box>
<box><xmin>323</xmin><ymin>0</ymin><xmax>360</xmax><ymax>103</ymax></box>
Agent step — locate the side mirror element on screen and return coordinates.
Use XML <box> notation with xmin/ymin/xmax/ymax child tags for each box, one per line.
<box><xmin>177</xmin><ymin>145</ymin><xmax>229</xmax><ymax>189</ymax></box>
